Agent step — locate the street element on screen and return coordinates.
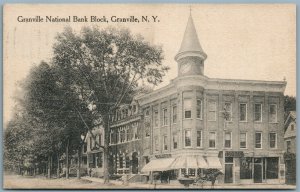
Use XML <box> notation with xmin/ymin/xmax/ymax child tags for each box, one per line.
<box><xmin>3</xmin><ymin>173</ymin><xmax>296</xmax><ymax>190</ymax></box>
<box><xmin>3</xmin><ymin>174</ymin><xmax>128</xmax><ymax>189</ymax></box>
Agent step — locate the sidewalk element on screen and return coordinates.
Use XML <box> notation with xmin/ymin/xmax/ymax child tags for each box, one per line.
<box><xmin>81</xmin><ymin>176</ymin><xmax>296</xmax><ymax>189</ymax></box>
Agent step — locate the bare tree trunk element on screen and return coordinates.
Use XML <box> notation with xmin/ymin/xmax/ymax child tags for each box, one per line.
<box><xmin>57</xmin><ymin>152</ymin><xmax>60</xmax><ymax>178</ymax></box>
<box><xmin>66</xmin><ymin>139</ymin><xmax>69</xmax><ymax>179</ymax></box>
<box><xmin>103</xmin><ymin>114</ymin><xmax>110</xmax><ymax>184</ymax></box>
<box><xmin>77</xmin><ymin>147</ymin><xmax>82</xmax><ymax>179</ymax></box>
<box><xmin>47</xmin><ymin>155</ymin><xmax>51</xmax><ymax>178</ymax></box>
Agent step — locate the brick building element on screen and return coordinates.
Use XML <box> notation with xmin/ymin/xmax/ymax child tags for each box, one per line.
<box><xmin>108</xmin><ymin>14</ymin><xmax>287</xmax><ymax>184</ymax></box>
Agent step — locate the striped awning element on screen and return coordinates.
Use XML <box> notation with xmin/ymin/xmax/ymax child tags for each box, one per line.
<box><xmin>141</xmin><ymin>158</ymin><xmax>175</xmax><ymax>172</ymax></box>
<box><xmin>170</xmin><ymin>156</ymin><xmax>208</xmax><ymax>169</ymax></box>
<box><xmin>206</xmin><ymin>156</ymin><xmax>222</xmax><ymax>169</ymax></box>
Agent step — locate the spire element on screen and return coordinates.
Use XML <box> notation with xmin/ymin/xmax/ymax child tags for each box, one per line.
<box><xmin>175</xmin><ymin>14</ymin><xmax>207</xmax><ymax>61</ymax></box>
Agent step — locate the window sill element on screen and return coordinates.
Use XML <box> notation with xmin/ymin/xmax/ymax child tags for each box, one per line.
<box><xmin>239</xmin><ymin>121</ymin><xmax>248</xmax><ymax>123</ymax></box>
<box><xmin>269</xmin><ymin>122</ymin><xmax>278</xmax><ymax>124</ymax></box>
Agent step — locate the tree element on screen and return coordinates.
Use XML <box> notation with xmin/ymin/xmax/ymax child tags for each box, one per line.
<box><xmin>52</xmin><ymin>26</ymin><xmax>169</xmax><ymax>183</ymax></box>
<box><xmin>284</xmin><ymin>95</ymin><xmax>296</xmax><ymax>120</ymax></box>
<box><xmin>17</xmin><ymin>61</ymin><xmax>93</xmax><ymax>179</ymax></box>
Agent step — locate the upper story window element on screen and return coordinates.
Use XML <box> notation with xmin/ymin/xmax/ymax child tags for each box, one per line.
<box><xmin>291</xmin><ymin>124</ymin><xmax>295</xmax><ymax>131</ymax></box>
<box><xmin>163</xmin><ymin>135</ymin><xmax>168</xmax><ymax>151</ymax></box>
<box><xmin>255</xmin><ymin>132</ymin><xmax>262</xmax><ymax>149</ymax></box>
<box><xmin>173</xmin><ymin>133</ymin><xmax>178</xmax><ymax>149</ymax></box>
<box><xmin>208</xmin><ymin>101</ymin><xmax>216</xmax><ymax>121</ymax></box>
<box><xmin>145</xmin><ymin>108</ymin><xmax>150</xmax><ymax>116</ymax></box>
<box><xmin>269</xmin><ymin>104</ymin><xmax>277</xmax><ymax>123</ymax></box>
<box><xmin>154</xmin><ymin>136</ymin><xmax>159</xmax><ymax>151</ymax></box>
<box><xmin>224</xmin><ymin>132</ymin><xmax>232</xmax><ymax>148</ymax></box>
<box><xmin>254</xmin><ymin>103</ymin><xmax>262</xmax><ymax>122</ymax></box>
<box><xmin>154</xmin><ymin>110</ymin><xmax>159</xmax><ymax>127</ymax></box>
<box><xmin>239</xmin><ymin>103</ymin><xmax>247</xmax><ymax>122</ymax></box>
<box><xmin>145</xmin><ymin>121</ymin><xmax>150</xmax><ymax>138</ymax></box>
<box><xmin>286</xmin><ymin>140</ymin><xmax>291</xmax><ymax>152</ymax></box>
<box><xmin>184</xmin><ymin>99</ymin><xmax>192</xmax><ymax>119</ymax></box>
<box><xmin>240</xmin><ymin>133</ymin><xmax>247</xmax><ymax>149</ymax></box>
<box><xmin>172</xmin><ymin>105</ymin><xmax>177</xmax><ymax>124</ymax></box>
<box><xmin>224</xmin><ymin>102</ymin><xmax>232</xmax><ymax>121</ymax></box>
<box><xmin>269</xmin><ymin>132</ymin><xmax>277</xmax><ymax>149</ymax></box>
<box><xmin>196</xmin><ymin>100</ymin><xmax>202</xmax><ymax>119</ymax></box>
<box><xmin>197</xmin><ymin>131</ymin><xmax>202</xmax><ymax>147</ymax></box>
<box><xmin>184</xmin><ymin>130</ymin><xmax>191</xmax><ymax>147</ymax></box>
<box><xmin>209</xmin><ymin>132</ymin><xmax>216</xmax><ymax>148</ymax></box>
<box><xmin>163</xmin><ymin>108</ymin><xmax>168</xmax><ymax>126</ymax></box>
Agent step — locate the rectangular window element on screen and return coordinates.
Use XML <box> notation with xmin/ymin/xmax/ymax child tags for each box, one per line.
<box><xmin>240</xmin><ymin>133</ymin><xmax>247</xmax><ymax>149</ymax></box>
<box><xmin>184</xmin><ymin>99</ymin><xmax>192</xmax><ymax>119</ymax></box>
<box><xmin>224</xmin><ymin>132</ymin><xmax>231</xmax><ymax>148</ymax></box>
<box><xmin>163</xmin><ymin>108</ymin><xmax>168</xmax><ymax>126</ymax></box>
<box><xmin>269</xmin><ymin>132</ymin><xmax>277</xmax><ymax>148</ymax></box>
<box><xmin>188</xmin><ymin>168</ymin><xmax>196</xmax><ymax>176</ymax></box>
<box><xmin>154</xmin><ymin>110</ymin><xmax>159</xmax><ymax>127</ymax></box>
<box><xmin>209</xmin><ymin>132</ymin><xmax>216</xmax><ymax>148</ymax></box>
<box><xmin>119</xmin><ymin>155</ymin><xmax>123</xmax><ymax>169</ymax></box>
<box><xmin>196</xmin><ymin>100</ymin><xmax>202</xmax><ymax>119</ymax></box>
<box><xmin>286</xmin><ymin>140</ymin><xmax>291</xmax><ymax>152</ymax></box>
<box><xmin>99</xmin><ymin>134</ymin><xmax>102</xmax><ymax>146</ymax></box>
<box><xmin>269</xmin><ymin>104</ymin><xmax>277</xmax><ymax>123</ymax></box>
<box><xmin>163</xmin><ymin>135</ymin><xmax>168</xmax><ymax>150</ymax></box>
<box><xmin>154</xmin><ymin>136</ymin><xmax>159</xmax><ymax>151</ymax></box>
<box><xmin>239</xmin><ymin>103</ymin><xmax>247</xmax><ymax>121</ymax></box>
<box><xmin>173</xmin><ymin>133</ymin><xmax>178</xmax><ymax>149</ymax></box>
<box><xmin>197</xmin><ymin>131</ymin><xmax>202</xmax><ymax>147</ymax></box>
<box><xmin>185</xmin><ymin>130</ymin><xmax>191</xmax><ymax>147</ymax></box>
<box><xmin>254</xmin><ymin>103</ymin><xmax>262</xmax><ymax>122</ymax></box>
<box><xmin>172</xmin><ymin>105</ymin><xmax>177</xmax><ymax>124</ymax></box>
<box><xmin>266</xmin><ymin>157</ymin><xmax>278</xmax><ymax>179</ymax></box>
<box><xmin>224</xmin><ymin>102</ymin><xmax>232</xmax><ymax>121</ymax></box>
<box><xmin>133</xmin><ymin>123</ymin><xmax>138</xmax><ymax>139</ymax></box>
<box><xmin>255</xmin><ymin>132</ymin><xmax>262</xmax><ymax>149</ymax></box>
<box><xmin>208</xmin><ymin>101</ymin><xmax>216</xmax><ymax>121</ymax></box>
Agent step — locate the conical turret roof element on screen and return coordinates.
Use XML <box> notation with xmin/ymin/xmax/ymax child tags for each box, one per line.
<box><xmin>175</xmin><ymin>14</ymin><xmax>206</xmax><ymax>60</ymax></box>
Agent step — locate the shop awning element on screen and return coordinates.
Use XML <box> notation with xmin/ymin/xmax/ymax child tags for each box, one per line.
<box><xmin>170</xmin><ymin>156</ymin><xmax>208</xmax><ymax>169</ymax></box>
<box><xmin>197</xmin><ymin>156</ymin><xmax>208</xmax><ymax>168</ymax></box>
<box><xmin>206</xmin><ymin>156</ymin><xmax>222</xmax><ymax>169</ymax></box>
<box><xmin>170</xmin><ymin>156</ymin><xmax>186</xmax><ymax>169</ymax></box>
<box><xmin>141</xmin><ymin>158</ymin><xmax>175</xmax><ymax>172</ymax></box>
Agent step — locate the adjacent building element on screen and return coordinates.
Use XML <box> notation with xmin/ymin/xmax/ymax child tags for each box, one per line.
<box><xmin>107</xmin><ymin>14</ymin><xmax>287</xmax><ymax>185</ymax></box>
<box><xmin>85</xmin><ymin>126</ymin><xmax>105</xmax><ymax>177</ymax></box>
<box><xmin>284</xmin><ymin>111</ymin><xmax>296</xmax><ymax>184</ymax></box>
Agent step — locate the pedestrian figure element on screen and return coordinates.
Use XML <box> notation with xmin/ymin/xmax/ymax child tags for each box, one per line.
<box><xmin>89</xmin><ymin>169</ymin><xmax>92</xmax><ymax>177</ymax></box>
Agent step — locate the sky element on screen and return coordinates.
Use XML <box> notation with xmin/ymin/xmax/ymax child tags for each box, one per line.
<box><xmin>3</xmin><ymin>4</ymin><xmax>296</xmax><ymax>125</ymax></box>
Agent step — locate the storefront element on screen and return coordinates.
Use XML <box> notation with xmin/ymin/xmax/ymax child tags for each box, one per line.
<box><xmin>220</xmin><ymin>151</ymin><xmax>283</xmax><ymax>184</ymax></box>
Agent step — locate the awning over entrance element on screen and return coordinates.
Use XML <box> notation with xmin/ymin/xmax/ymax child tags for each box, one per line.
<box><xmin>170</xmin><ymin>156</ymin><xmax>208</xmax><ymax>169</ymax></box>
<box><xmin>141</xmin><ymin>158</ymin><xmax>175</xmax><ymax>172</ymax></box>
<box><xmin>206</xmin><ymin>156</ymin><xmax>222</xmax><ymax>169</ymax></box>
